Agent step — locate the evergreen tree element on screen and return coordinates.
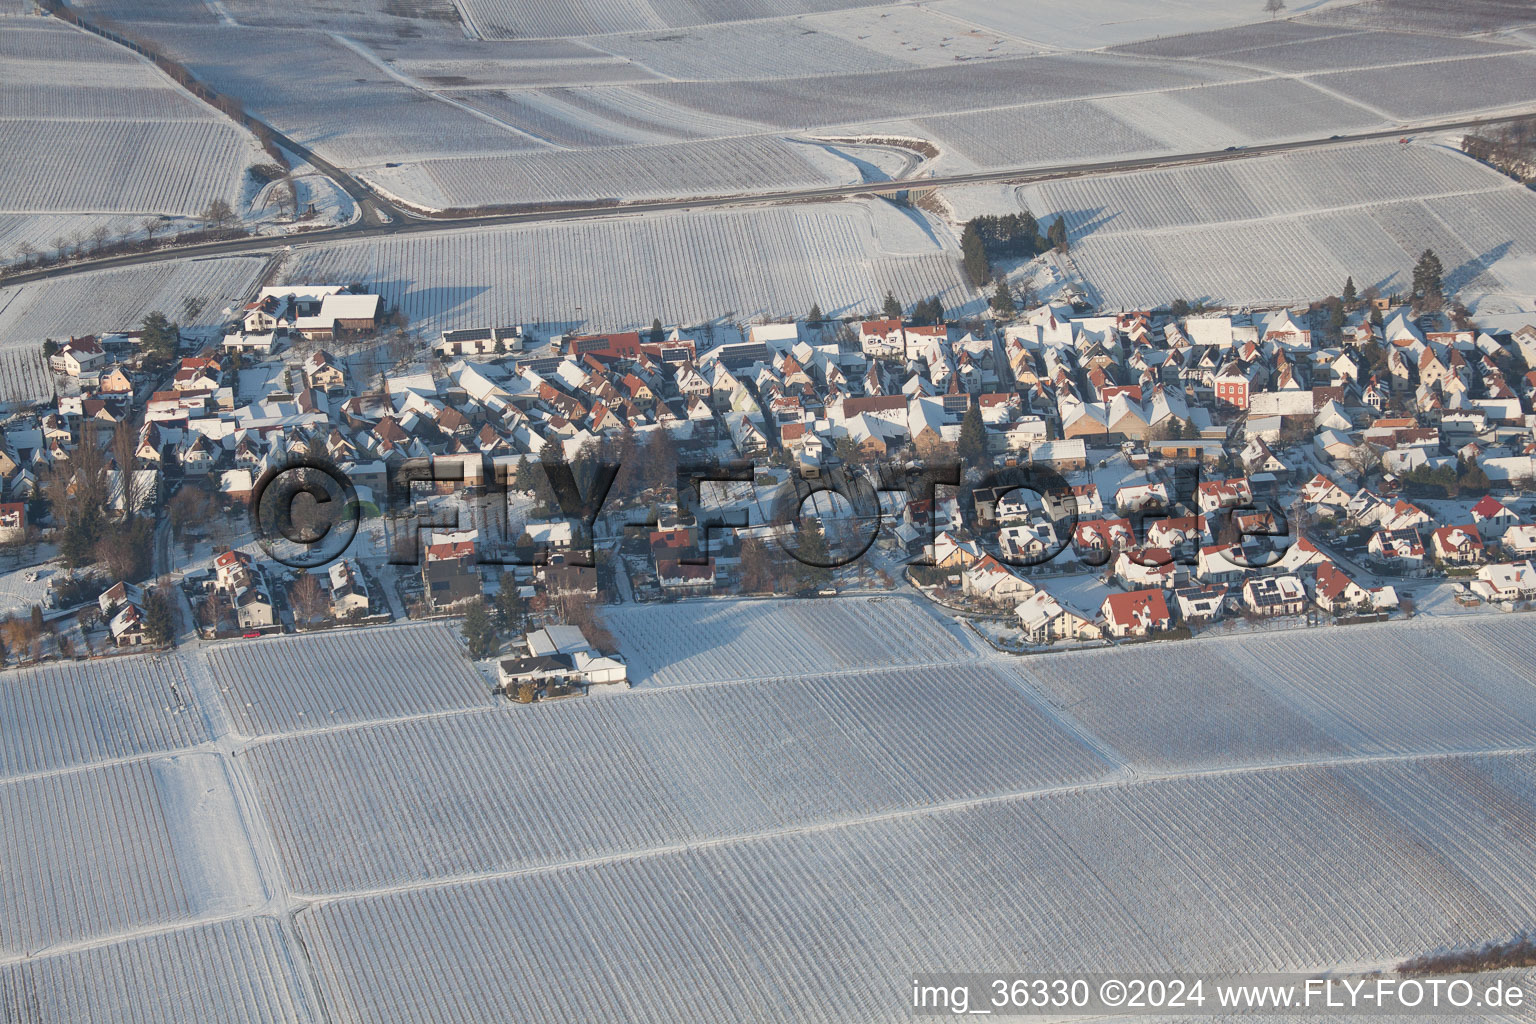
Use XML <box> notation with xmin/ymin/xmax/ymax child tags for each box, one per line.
<box><xmin>1341</xmin><ymin>275</ymin><xmax>1357</xmax><ymax>307</ymax></box>
<box><xmin>960</xmin><ymin>223</ymin><xmax>990</xmax><ymax>287</ymax></box>
<box><xmin>495</xmin><ymin>573</ymin><xmax>525</xmax><ymax>633</ymax></box>
<box><xmin>957</xmin><ymin>402</ymin><xmax>988</xmax><ymax>469</ymax></box>
<box><xmin>511</xmin><ymin>454</ymin><xmax>533</xmax><ymax>494</ymax></box>
<box><xmin>532</xmin><ymin>444</ymin><xmax>563</xmax><ymax>513</ymax></box>
<box><xmin>807</xmin><ymin>302</ymin><xmax>823</xmax><ymax>324</ymax></box>
<box><xmin>461</xmin><ymin>598</ymin><xmax>497</xmax><ymax>659</ymax></box>
<box><xmin>1412</xmin><ymin>249</ymin><xmax>1444</xmax><ymax>311</ymax></box>
<box><xmin>881</xmin><ymin>290</ymin><xmax>902</xmax><ymax>320</ymax></box>
<box><xmin>990</xmin><ymin>281</ymin><xmax>1017</xmax><ymax>318</ymax></box>
<box><xmin>140</xmin><ymin>310</ymin><xmax>179</xmax><ymax>363</ymax></box>
<box><xmin>143</xmin><ymin>590</ymin><xmax>174</xmax><ymax>647</ymax></box>
<box><xmin>1046</xmin><ymin>215</ymin><xmax>1069</xmax><ymax>253</ymax></box>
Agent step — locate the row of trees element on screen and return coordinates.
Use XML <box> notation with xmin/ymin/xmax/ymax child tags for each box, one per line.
<box><xmin>5</xmin><ymin>200</ymin><xmax>251</xmax><ymax>273</ymax></box>
<box><xmin>960</xmin><ymin>212</ymin><xmax>1068</xmax><ymax>288</ymax></box>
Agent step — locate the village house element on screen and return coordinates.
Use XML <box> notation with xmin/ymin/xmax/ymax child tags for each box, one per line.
<box><xmin>422</xmin><ymin>533</ymin><xmax>479</xmax><ymax>609</ymax></box>
<box><xmin>327</xmin><ymin>560</ymin><xmax>370</xmax><ymax>618</ymax></box>
<box><xmin>962</xmin><ymin>555</ymin><xmax>1036</xmax><ymax>606</ymax></box>
<box><xmin>1242</xmin><ymin>574</ymin><xmax>1308</xmax><ymax>617</ymax></box>
<box><xmin>1368</xmin><ymin>528</ymin><xmax>1426</xmax><ymax>573</ymax></box>
<box><xmin>1015</xmin><ymin>591</ymin><xmax>1100</xmax><ymax>644</ymax></box>
<box><xmin>1471</xmin><ymin>561</ymin><xmax>1536</xmax><ymax>603</ymax></box>
<box><xmin>1431</xmin><ymin>524</ymin><xmax>1485</xmax><ymax>565</ymax></box>
<box><xmin>1101</xmin><ymin>588</ymin><xmax>1172</xmax><ymax>638</ymax></box>
<box><xmin>1310</xmin><ymin>561</ymin><xmax>1371</xmax><ymax>615</ymax></box>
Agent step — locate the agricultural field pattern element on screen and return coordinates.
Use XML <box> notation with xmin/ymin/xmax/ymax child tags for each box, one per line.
<box><xmin>6</xmin><ymin>602</ymin><xmax>1536</xmax><ymax>1022</ymax></box>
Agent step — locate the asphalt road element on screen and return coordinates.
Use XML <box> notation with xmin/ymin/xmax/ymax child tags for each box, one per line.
<box><xmin>2</xmin><ymin>111</ymin><xmax>1530</xmax><ymax>289</ymax></box>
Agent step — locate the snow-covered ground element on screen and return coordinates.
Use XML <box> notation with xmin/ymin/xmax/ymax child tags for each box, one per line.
<box><xmin>0</xmin><ymin>16</ymin><xmax>277</xmax><ymax>267</ymax></box>
<box><xmin>0</xmin><ymin>252</ymin><xmax>269</xmax><ymax>354</ymax></box>
<box><xmin>5</xmin><ymin>598</ymin><xmax>1536</xmax><ymax>1019</ymax></box>
<box><xmin>279</xmin><ymin>198</ymin><xmax>980</xmax><ymax>334</ymax></box>
<box><xmin>936</xmin><ymin>139</ymin><xmax>1536</xmax><ymax>313</ymax></box>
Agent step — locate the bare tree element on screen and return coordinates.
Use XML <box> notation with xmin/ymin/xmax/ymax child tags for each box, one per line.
<box><xmin>1264</xmin><ymin>0</ymin><xmax>1286</xmax><ymax>16</ymax></box>
<box><xmin>112</xmin><ymin>422</ymin><xmax>147</xmax><ymax>519</ymax></box>
<box><xmin>203</xmin><ymin>198</ymin><xmax>237</xmax><ymax>229</ymax></box>
<box><xmin>141</xmin><ymin>216</ymin><xmax>161</xmax><ymax>244</ymax></box>
<box><xmin>89</xmin><ymin>224</ymin><xmax>112</xmax><ymax>253</ymax></box>
<box><xmin>274</xmin><ymin>177</ymin><xmax>299</xmax><ymax>219</ymax></box>
<box><xmin>290</xmin><ymin>571</ymin><xmax>330</xmax><ymax>626</ymax></box>
<box><xmin>16</xmin><ymin>241</ymin><xmax>37</xmax><ymax>267</ymax></box>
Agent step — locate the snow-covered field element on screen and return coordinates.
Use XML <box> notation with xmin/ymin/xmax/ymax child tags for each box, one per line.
<box><xmin>0</xmin><ymin>917</ymin><xmax>319</xmax><ymax>1024</ymax></box>
<box><xmin>364</xmin><ymin>135</ymin><xmax>859</xmax><ymax>211</ymax></box>
<box><xmin>0</xmin><ymin>757</ymin><xmax>262</xmax><ymax>954</ymax></box>
<box><xmin>0</xmin><ymin>655</ymin><xmax>209</xmax><ymax>778</ymax></box>
<box><xmin>58</xmin><ymin>0</ymin><xmax>1534</xmax><ymax>215</ymax></box>
<box><xmin>279</xmin><ymin>199</ymin><xmax>979</xmax><ymax>334</ymax></box>
<box><xmin>0</xmin><ymin>253</ymin><xmax>269</xmax><ymax>352</ymax></box>
<box><xmin>0</xmin><ymin>18</ymin><xmax>267</xmax><ymax>265</ymax></box>
<box><xmin>983</xmin><ymin>140</ymin><xmax>1536</xmax><ymax>311</ymax></box>
<box><xmin>5</xmin><ymin>608</ymin><xmax>1536</xmax><ymax>1019</ymax></box>
<box><xmin>244</xmin><ymin>662</ymin><xmax>1109</xmax><ymax>895</ymax></box>
<box><xmin>295</xmin><ymin>751</ymin><xmax>1536</xmax><ymax>1023</ymax></box>
<box><xmin>1018</xmin><ymin>616</ymin><xmax>1536</xmax><ymax>771</ymax></box>
<box><xmin>199</xmin><ymin>622</ymin><xmax>496</xmax><ymax>737</ymax></box>
<box><xmin>605</xmin><ymin>593</ymin><xmax>975</xmax><ymax>684</ymax></box>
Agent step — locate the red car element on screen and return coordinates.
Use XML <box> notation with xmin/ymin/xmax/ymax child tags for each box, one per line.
<box><xmin>241</xmin><ymin>631</ymin><xmax>263</xmax><ymax>639</ymax></box>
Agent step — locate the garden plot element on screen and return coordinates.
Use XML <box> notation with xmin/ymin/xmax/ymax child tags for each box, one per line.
<box><xmin>1108</xmin><ymin>19</ymin><xmax>1360</xmax><ymax>59</ymax></box>
<box><xmin>0</xmin><ymin>254</ymin><xmax>267</xmax><ymax>349</ymax></box>
<box><xmin>214</xmin><ymin>0</ymin><xmax>469</xmax><ymax>38</ymax></box>
<box><xmin>155</xmin><ymin>27</ymin><xmax>540</xmax><ymax>170</ymax></box>
<box><xmin>806</xmin><ymin>4</ymin><xmax>1042</xmax><ymax>65</ymax></box>
<box><xmin>0</xmin><ymin>19</ymin><xmax>264</xmax><ymax>257</ymax></box>
<box><xmin>0</xmin><ymin>655</ymin><xmax>210</xmax><ymax>779</ymax></box>
<box><xmin>1143</xmin><ymin>77</ymin><xmax>1384</xmax><ymax>144</ymax></box>
<box><xmin>539</xmin><ymin>85</ymin><xmax>767</xmax><ymax>141</ymax></box>
<box><xmin>457</xmin><ymin>0</ymin><xmax>898</xmax><ymax>39</ymax></box>
<box><xmin>0</xmin><ymin>917</ymin><xmax>319</xmax><ymax>1024</ymax></box>
<box><xmin>606</xmin><ymin>595</ymin><xmax>973</xmax><ymax>684</ymax></box>
<box><xmin>0</xmin><ymin>349</ymin><xmax>55</xmax><ymax>407</ymax></box>
<box><xmin>1301</xmin><ymin>0</ymin><xmax>1536</xmax><ymax>34</ymax></box>
<box><xmin>0</xmin><ymin>119</ymin><xmax>260</xmax><ymax>215</ymax></box>
<box><xmin>199</xmin><ymin>621</ymin><xmax>496</xmax><ymax>737</ymax></box>
<box><xmin>296</xmin><ymin>751</ymin><xmax>1536</xmax><ymax>1023</ymax></box>
<box><xmin>246</xmin><ymin>661</ymin><xmax>1111</xmax><ymax>897</ymax></box>
<box><xmin>280</xmin><ymin>199</ymin><xmax>980</xmax><ymax>335</ymax></box>
<box><xmin>365</xmin><ymin>134</ymin><xmax>853</xmax><ymax>210</ymax></box>
<box><xmin>0</xmin><ymin>757</ymin><xmax>263</xmax><ymax>955</ymax></box>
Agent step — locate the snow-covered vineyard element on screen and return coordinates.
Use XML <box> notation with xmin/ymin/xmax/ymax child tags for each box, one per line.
<box><xmin>0</xmin><ymin>16</ymin><xmax>265</xmax><ymax>265</ymax></box>
<box><xmin>1000</xmin><ymin>140</ymin><xmax>1536</xmax><ymax>312</ymax></box>
<box><xmin>54</xmin><ymin>0</ymin><xmax>1536</xmax><ymax>214</ymax></box>
<box><xmin>0</xmin><ymin>253</ymin><xmax>271</xmax><ymax>350</ymax></box>
<box><xmin>280</xmin><ymin>200</ymin><xmax>979</xmax><ymax>335</ymax></box>
<box><xmin>202</xmin><ymin>621</ymin><xmax>495</xmax><ymax>736</ymax></box>
<box><xmin>5</xmin><ymin>602</ymin><xmax>1536</xmax><ymax>1020</ymax></box>
<box><xmin>604</xmin><ymin>593</ymin><xmax>976</xmax><ymax>684</ymax></box>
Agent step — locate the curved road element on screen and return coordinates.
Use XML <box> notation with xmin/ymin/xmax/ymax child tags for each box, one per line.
<box><xmin>2</xmin><ymin>111</ymin><xmax>1530</xmax><ymax>289</ymax></box>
